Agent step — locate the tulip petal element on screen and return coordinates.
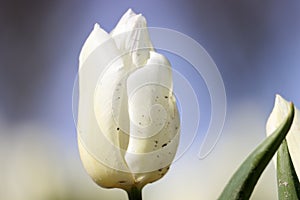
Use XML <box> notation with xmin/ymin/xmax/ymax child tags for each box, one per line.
<box><xmin>111</xmin><ymin>9</ymin><xmax>153</xmax><ymax>68</ymax></box>
<box><xmin>79</xmin><ymin>24</ymin><xmax>111</xmax><ymax>67</ymax></box>
<box><xmin>78</xmin><ymin>24</ymin><xmax>134</xmax><ymax>189</ymax></box>
<box><xmin>78</xmin><ymin>9</ymin><xmax>180</xmax><ymax>190</ymax></box>
<box><xmin>125</xmin><ymin>51</ymin><xmax>180</xmax><ymax>187</ymax></box>
<box><xmin>266</xmin><ymin>95</ymin><xmax>300</xmax><ymax>180</ymax></box>
<box><xmin>266</xmin><ymin>95</ymin><xmax>291</xmax><ymax>135</ymax></box>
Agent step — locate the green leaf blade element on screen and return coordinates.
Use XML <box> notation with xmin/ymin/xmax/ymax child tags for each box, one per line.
<box><xmin>277</xmin><ymin>139</ymin><xmax>300</xmax><ymax>200</ymax></box>
<box><xmin>218</xmin><ymin>103</ymin><xmax>294</xmax><ymax>200</ymax></box>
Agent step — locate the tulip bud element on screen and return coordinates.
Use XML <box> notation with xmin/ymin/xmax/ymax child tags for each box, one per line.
<box><xmin>77</xmin><ymin>8</ymin><xmax>180</xmax><ymax>195</ymax></box>
<box><xmin>266</xmin><ymin>94</ymin><xmax>300</xmax><ymax>179</ymax></box>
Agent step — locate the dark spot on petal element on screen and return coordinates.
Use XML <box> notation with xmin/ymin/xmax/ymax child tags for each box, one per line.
<box><xmin>162</xmin><ymin>143</ymin><xmax>167</xmax><ymax>147</ymax></box>
<box><xmin>116</xmin><ymin>127</ymin><xmax>120</xmax><ymax>131</ymax></box>
<box><xmin>119</xmin><ymin>180</ymin><xmax>126</xmax><ymax>184</ymax></box>
<box><xmin>154</xmin><ymin>140</ymin><xmax>158</xmax><ymax>144</ymax></box>
<box><xmin>158</xmin><ymin>168</ymin><xmax>163</xmax><ymax>172</ymax></box>
<box><xmin>157</xmin><ymin>155</ymin><xmax>160</xmax><ymax>158</ymax></box>
<box><xmin>165</xmin><ymin>96</ymin><xmax>168</xmax><ymax>98</ymax></box>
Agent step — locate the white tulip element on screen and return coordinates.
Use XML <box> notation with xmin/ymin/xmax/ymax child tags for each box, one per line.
<box><xmin>77</xmin><ymin>9</ymin><xmax>180</xmax><ymax>193</ymax></box>
<box><xmin>266</xmin><ymin>94</ymin><xmax>300</xmax><ymax>179</ymax></box>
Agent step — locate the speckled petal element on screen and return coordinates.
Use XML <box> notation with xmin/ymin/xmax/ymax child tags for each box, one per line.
<box><xmin>125</xmin><ymin>51</ymin><xmax>180</xmax><ymax>187</ymax></box>
<box><xmin>110</xmin><ymin>9</ymin><xmax>153</xmax><ymax>68</ymax></box>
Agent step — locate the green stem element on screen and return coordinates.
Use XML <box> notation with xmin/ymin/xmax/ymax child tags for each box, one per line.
<box><xmin>127</xmin><ymin>187</ymin><xmax>142</xmax><ymax>200</ymax></box>
<box><xmin>277</xmin><ymin>139</ymin><xmax>300</xmax><ymax>199</ymax></box>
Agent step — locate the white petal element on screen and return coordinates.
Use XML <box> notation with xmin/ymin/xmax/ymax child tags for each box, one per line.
<box><xmin>266</xmin><ymin>94</ymin><xmax>300</xmax><ymax>179</ymax></box>
<box><xmin>79</xmin><ymin>24</ymin><xmax>111</xmax><ymax>67</ymax></box>
<box><xmin>110</xmin><ymin>9</ymin><xmax>153</xmax><ymax>68</ymax></box>
<box><xmin>124</xmin><ymin>51</ymin><xmax>180</xmax><ymax>186</ymax></box>
<box><xmin>111</xmin><ymin>9</ymin><xmax>136</xmax><ymax>32</ymax></box>
<box><xmin>266</xmin><ymin>95</ymin><xmax>291</xmax><ymax>136</ymax></box>
<box><xmin>93</xmin><ymin>55</ymin><xmax>131</xmax><ymax>158</ymax></box>
<box><xmin>77</xmin><ymin>24</ymin><xmax>133</xmax><ymax>188</ymax></box>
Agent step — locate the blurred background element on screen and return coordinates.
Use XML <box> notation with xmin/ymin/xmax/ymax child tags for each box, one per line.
<box><xmin>0</xmin><ymin>0</ymin><xmax>299</xmax><ymax>199</ymax></box>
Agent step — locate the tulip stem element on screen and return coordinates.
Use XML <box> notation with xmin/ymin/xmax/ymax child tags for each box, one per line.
<box><xmin>127</xmin><ymin>187</ymin><xmax>142</xmax><ymax>200</ymax></box>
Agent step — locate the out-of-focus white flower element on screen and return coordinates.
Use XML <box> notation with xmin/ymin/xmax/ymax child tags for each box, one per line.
<box><xmin>77</xmin><ymin>9</ymin><xmax>180</xmax><ymax>191</ymax></box>
<box><xmin>266</xmin><ymin>94</ymin><xmax>300</xmax><ymax>178</ymax></box>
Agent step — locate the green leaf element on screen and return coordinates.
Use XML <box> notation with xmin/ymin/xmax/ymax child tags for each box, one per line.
<box><xmin>277</xmin><ymin>139</ymin><xmax>300</xmax><ymax>200</ymax></box>
<box><xmin>218</xmin><ymin>103</ymin><xmax>294</xmax><ymax>200</ymax></box>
